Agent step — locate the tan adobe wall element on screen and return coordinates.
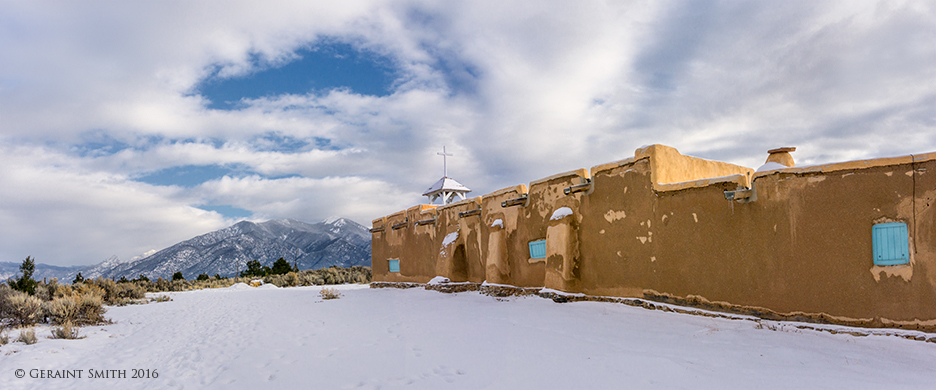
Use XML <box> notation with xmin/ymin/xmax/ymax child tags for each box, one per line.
<box><xmin>370</xmin><ymin>144</ymin><xmax>936</xmax><ymax>330</ymax></box>
<box><xmin>635</xmin><ymin>144</ymin><xmax>754</xmax><ymax>189</ymax></box>
<box><xmin>479</xmin><ymin>170</ymin><xmax>591</xmax><ymax>288</ymax></box>
<box><xmin>434</xmin><ymin>197</ymin><xmax>485</xmax><ymax>283</ymax></box>
<box><xmin>579</xmin><ymin>155</ymin><xmax>936</xmax><ymax>328</ymax></box>
<box><xmin>370</xmin><ymin>205</ymin><xmax>437</xmax><ymax>283</ymax></box>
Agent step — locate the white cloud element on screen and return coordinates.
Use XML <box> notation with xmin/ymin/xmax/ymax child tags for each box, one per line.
<box><xmin>0</xmin><ymin>145</ymin><xmax>230</xmax><ymax>266</ymax></box>
<box><xmin>191</xmin><ymin>175</ymin><xmax>419</xmax><ymax>225</ymax></box>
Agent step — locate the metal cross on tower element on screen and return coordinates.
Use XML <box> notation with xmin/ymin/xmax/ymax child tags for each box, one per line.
<box><xmin>438</xmin><ymin>146</ymin><xmax>453</xmax><ymax>177</ymax></box>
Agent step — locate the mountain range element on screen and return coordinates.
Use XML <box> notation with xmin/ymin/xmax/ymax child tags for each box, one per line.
<box><xmin>0</xmin><ymin>218</ymin><xmax>371</xmax><ymax>282</ymax></box>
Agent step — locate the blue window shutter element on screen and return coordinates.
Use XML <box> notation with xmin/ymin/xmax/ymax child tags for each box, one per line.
<box><xmin>388</xmin><ymin>259</ymin><xmax>400</xmax><ymax>273</ymax></box>
<box><xmin>872</xmin><ymin>223</ymin><xmax>909</xmax><ymax>266</ymax></box>
<box><xmin>529</xmin><ymin>240</ymin><xmax>546</xmax><ymax>259</ymax></box>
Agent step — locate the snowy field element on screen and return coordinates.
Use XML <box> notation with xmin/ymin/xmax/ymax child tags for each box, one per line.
<box><xmin>1</xmin><ymin>284</ymin><xmax>935</xmax><ymax>389</ymax></box>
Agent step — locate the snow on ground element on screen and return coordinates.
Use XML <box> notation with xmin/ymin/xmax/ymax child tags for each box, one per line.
<box><xmin>1</xmin><ymin>285</ymin><xmax>935</xmax><ymax>389</ymax></box>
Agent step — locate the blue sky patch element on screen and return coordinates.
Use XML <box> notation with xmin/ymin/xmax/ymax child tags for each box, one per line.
<box><xmin>251</xmin><ymin>133</ymin><xmax>344</xmax><ymax>153</ymax></box>
<box><xmin>198</xmin><ymin>41</ymin><xmax>399</xmax><ymax>110</ymax></box>
<box><xmin>70</xmin><ymin>132</ymin><xmax>131</xmax><ymax>157</ymax></box>
<box><xmin>135</xmin><ymin>164</ymin><xmax>251</xmax><ymax>188</ymax></box>
<box><xmin>253</xmin><ymin>132</ymin><xmax>310</xmax><ymax>153</ymax></box>
<box><xmin>195</xmin><ymin>204</ymin><xmax>253</xmax><ymax>219</ymax></box>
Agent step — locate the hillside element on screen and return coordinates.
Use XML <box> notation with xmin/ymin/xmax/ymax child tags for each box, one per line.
<box><xmin>0</xmin><ymin>262</ymin><xmax>83</xmax><ymax>283</ymax></box>
<box><xmin>4</xmin><ymin>218</ymin><xmax>370</xmax><ymax>282</ymax></box>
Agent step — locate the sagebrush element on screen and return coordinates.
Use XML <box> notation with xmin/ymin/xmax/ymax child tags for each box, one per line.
<box><xmin>50</xmin><ymin>321</ymin><xmax>83</xmax><ymax>340</ymax></box>
<box><xmin>319</xmin><ymin>287</ymin><xmax>342</xmax><ymax>300</ymax></box>
<box><xmin>1</xmin><ymin>280</ymin><xmax>109</xmax><ymax>330</ymax></box>
<box><xmin>17</xmin><ymin>328</ymin><xmax>37</xmax><ymax>345</ymax></box>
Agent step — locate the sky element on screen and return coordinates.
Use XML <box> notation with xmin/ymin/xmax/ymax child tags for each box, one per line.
<box><xmin>1</xmin><ymin>0</ymin><xmax>934</xmax><ymax>267</ymax></box>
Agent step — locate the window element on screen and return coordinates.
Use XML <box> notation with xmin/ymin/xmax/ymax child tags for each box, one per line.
<box><xmin>872</xmin><ymin>223</ymin><xmax>909</xmax><ymax>266</ymax></box>
<box><xmin>388</xmin><ymin>259</ymin><xmax>400</xmax><ymax>273</ymax></box>
<box><xmin>528</xmin><ymin>240</ymin><xmax>546</xmax><ymax>259</ymax></box>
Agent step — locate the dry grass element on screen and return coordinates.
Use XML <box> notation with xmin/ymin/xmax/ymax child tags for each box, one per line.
<box><xmin>4</xmin><ymin>292</ymin><xmax>43</xmax><ymax>327</ymax></box>
<box><xmin>49</xmin><ymin>321</ymin><xmax>83</xmax><ymax>340</ymax></box>
<box><xmin>319</xmin><ymin>287</ymin><xmax>342</xmax><ymax>300</ymax></box>
<box><xmin>16</xmin><ymin>328</ymin><xmax>37</xmax><ymax>345</ymax></box>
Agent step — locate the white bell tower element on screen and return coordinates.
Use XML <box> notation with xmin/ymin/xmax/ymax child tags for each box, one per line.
<box><xmin>422</xmin><ymin>146</ymin><xmax>471</xmax><ymax>205</ymax></box>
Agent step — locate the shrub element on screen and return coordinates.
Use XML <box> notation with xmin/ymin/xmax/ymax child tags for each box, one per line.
<box><xmin>74</xmin><ymin>294</ymin><xmax>107</xmax><ymax>325</ymax></box>
<box><xmin>151</xmin><ymin>295</ymin><xmax>172</xmax><ymax>303</ymax></box>
<box><xmin>41</xmin><ymin>293</ymin><xmax>106</xmax><ymax>326</ymax></box>
<box><xmin>172</xmin><ymin>272</ymin><xmax>185</xmax><ymax>281</ymax></box>
<box><xmin>43</xmin><ymin>296</ymin><xmax>78</xmax><ymax>325</ymax></box>
<box><xmin>0</xmin><ymin>330</ymin><xmax>8</xmax><ymax>345</ymax></box>
<box><xmin>284</xmin><ymin>271</ymin><xmax>298</xmax><ymax>287</ymax></box>
<box><xmin>73</xmin><ymin>272</ymin><xmax>84</xmax><ymax>284</ymax></box>
<box><xmin>34</xmin><ymin>283</ymin><xmax>51</xmax><ymax>302</ymax></box>
<box><xmin>319</xmin><ymin>287</ymin><xmax>341</xmax><ymax>300</ymax></box>
<box><xmin>119</xmin><ymin>282</ymin><xmax>146</xmax><ymax>301</ymax></box>
<box><xmin>5</xmin><ymin>291</ymin><xmax>43</xmax><ymax>327</ymax></box>
<box><xmin>298</xmin><ymin>272</ymin><xmax>323</xmax><ymax>286</ymax></box>
<box><xmin>40</xmin><ymin>279</ymin><xmax>65</xmax><ymax>299</ymax></box>
<box><xmin>50</xmin><ymin>283</ymin><xmax>74</xmax><ymax>299</ymax></box>
<box><xmin>154</xmin><ymin>277</ymin><xmax>169</xmax><ymax>292</ymax></box>
<box><xmin>0</xmin><ymin>284</ymin><xmax>14</xmax><ymax>319</ymax></box>
<box><xmin>50</xmin><ymin>321</ymin><xmax>82</xmax><ymax>340</ymax></box>
<box><xmin>89</xmin><ymin>278</ymin><xmax>146</xmax><ymax>305</ymax></box>
<box><xmin>71</xmin><ymin>283</ymin><xmax>105</xmax><ymax>304</ymax></box>
<box><xmin>262</xmin><ymin>274</ymin><xmax>280</xmax><ymax>286</ymax></box>
<box><xmin>17</xmin><ymin>328</ymin><xmax>37</xmax><ymax>345</ymax></box>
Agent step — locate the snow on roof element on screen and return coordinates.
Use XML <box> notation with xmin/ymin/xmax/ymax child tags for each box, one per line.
<box><xmin>550</xmin><ymin>207</ymin><xmax>574</xmax><ymax>221</ymax></box>
<box><xmin>756</xmin><ymin>162</ymin><xmax>790</xmax><ymax>172</ymax></box>
<box><xmin>422</xmin><ymin>176</ymin><xmax>471</xmax><ymax>196</ymax></box>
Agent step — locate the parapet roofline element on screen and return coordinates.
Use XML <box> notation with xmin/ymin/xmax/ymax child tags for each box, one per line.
<box><xmin>752</xmin><ymin>152</ymin><xmax>936</xmax><ymax>178</ymax></box>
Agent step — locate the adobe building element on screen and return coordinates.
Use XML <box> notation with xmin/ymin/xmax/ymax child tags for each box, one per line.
<box><xmin>370</xmin><ymin>144</ymin><xmax>936</xmax><ymax>331</ymax></box>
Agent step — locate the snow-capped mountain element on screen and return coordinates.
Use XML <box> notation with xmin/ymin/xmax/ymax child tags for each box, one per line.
<box><xmin>9</xmin><ymin>218</ymin><xmax>371</xmax><ymax>282</ymax></box>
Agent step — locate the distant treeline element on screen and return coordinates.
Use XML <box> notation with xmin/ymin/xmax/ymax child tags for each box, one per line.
<box><xmin>66</xmin><ymin>265</ymin><xmax>372</xmax><ymax>293</ymax></box>
<box><xmin>126</xmin><ymin>265</ymin><xmax>373</xmax><ymax>292</ymax></box>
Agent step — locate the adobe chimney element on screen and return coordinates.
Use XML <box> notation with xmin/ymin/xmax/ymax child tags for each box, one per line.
<box><xmin>766</xmin><ymin>147</ymin><xmax>796</xmax><ymax>167</ymax></box>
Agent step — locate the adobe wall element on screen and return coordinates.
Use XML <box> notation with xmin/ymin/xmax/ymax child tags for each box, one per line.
<box><xmin>434</xmin><ymin>197</ymin><xmax>486</xmax><ymax>283</ymax></box>
<box><xmin>479</xmin><ymin>169</ymin><xmax>591</xmax><ymax>288</ymax></box>
<box><xmin>371</xmin><ymin>145</ymin><xmax>936</xmax><ymax>330</ymax></box>
<box><xmin>370</xmin><ymin>205</ymin><xmax>439</xmax><ymax>283</ymax></box>
<box><xmin>578</xmin><ymin>153</ymin><xmax>936</xmax><ymax>328</ymax></box>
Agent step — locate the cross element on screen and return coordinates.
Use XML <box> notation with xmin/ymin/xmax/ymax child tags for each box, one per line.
<box><xmin>438</xmin><ymin>146</ymin><xmax>453</xmax><ymax>177</ymax></box>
